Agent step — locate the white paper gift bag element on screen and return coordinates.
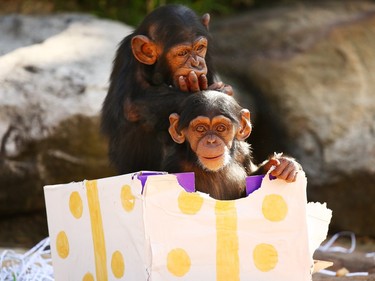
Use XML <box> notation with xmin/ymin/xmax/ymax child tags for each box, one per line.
<box><xmin>44</xmin><ymin>170</ymin><xmax>331</xmax><ymax>281</ymax></box>
<box><xmin>44</xmin><ymin>173</ymin><xmax>150</xmax><ymax>281</ymax></box>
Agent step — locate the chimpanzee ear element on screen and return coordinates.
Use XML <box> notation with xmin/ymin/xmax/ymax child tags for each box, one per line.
<box><xmin>168</xmin><ymin>113</ymin><xmax>185</xmax><ymax>144</ymax></box>
<box><xmin>201</xmin><ymin>13</ymin><xmax>210</xmax><ymax>30</ymax></box>
<box><xmin>236</xmin><ymin>109</ymin><xmax>252</xmax><ymax>141</ymax></box>
<box><xmin>131</xmin><ymin>35</ymin><xmax>158</xmax><ymax>65</ymax></box>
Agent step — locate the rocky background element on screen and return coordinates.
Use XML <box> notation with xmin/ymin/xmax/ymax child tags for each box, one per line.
<box><xmin>0</xmin><ymin>14</ymin><xmax>124</xmax><ymax>245</ymax></box>
<box><xmin>0</xmin><ymin>0</ymin><xmax>374</xmax><ymax>277</ymax></box>
<box><xmin>212</xmin><ymin>1</ymin><xmax>375</xmax><ymax>236</ymax></box>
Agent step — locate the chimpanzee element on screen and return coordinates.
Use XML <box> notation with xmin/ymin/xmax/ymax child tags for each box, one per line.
<box><xmin>101</xmin><ymin>4</ymin><xmax>232</xmax><ymax>174</ymax></box>
<box><xmin>164</xmin><ymin>91</ymin><xmax>302</xmax><ymax>200</ymax></box>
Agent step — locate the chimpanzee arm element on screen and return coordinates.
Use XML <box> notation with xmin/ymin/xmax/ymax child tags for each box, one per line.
<box><xmin>252</xmin><ymin>153</ymin><xmax>303</xmax><ymax>183</ymax></box>
<box><xmin>129</xmin><ymin>85</ymin><xmax>190</xmax><ymax>131</ymax></box>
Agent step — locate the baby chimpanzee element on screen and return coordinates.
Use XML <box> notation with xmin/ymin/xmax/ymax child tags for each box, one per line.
<box><xmin>163</xmin><ymin>90</ymin><xmax>302</xmax><ymax>200</ymax></box>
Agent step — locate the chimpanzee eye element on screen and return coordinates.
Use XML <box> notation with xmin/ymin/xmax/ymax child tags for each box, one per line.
<box><xmin>195</xmin><ymin>125</ymin><xmax>206</xmax><ymax>133</ymax></box>
<box><xmin>196</xmin><ymin>44</ymin><xmax>206</xmax><ymax>52</ymax></box>
<box><xmin>178</xmin><ymin>49</ymin><xmax>188</xmax><ymax>57</ymax></box>
<box><xmin>216</xmin><ymin>124</ymin><xmax>227</xmax><ymax>133</ymax></box>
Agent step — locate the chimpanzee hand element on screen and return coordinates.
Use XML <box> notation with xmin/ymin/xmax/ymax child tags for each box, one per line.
<box><xmin>177</xmin><ymin>71</ymin><xmax>233</xmax><ymax>96</ymax></box>
<box><xmin>208</xmin><ymin>81</ymin><xmax>233</xmax><ymax>96</ymax></box>
<box><xmin>178</xmin><ymin>71</ymin><xmax>208</xmax><ymax>92</ymax></box>
<box><xmin>262</xmin><ymin>153</ymin><xmax>302</xmax><ymax>183</ymax></box>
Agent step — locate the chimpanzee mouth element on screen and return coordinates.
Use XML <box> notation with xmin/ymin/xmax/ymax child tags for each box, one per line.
<box><xmin>202</xmin><ymin>155</ymin><xmax>223</xmax><ymax>160</ymax></box>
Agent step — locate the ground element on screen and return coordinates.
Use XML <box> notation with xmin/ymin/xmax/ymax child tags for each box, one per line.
<box><xmin>1</xmin><ymin>232</ymin><xmax>374</xmax><ymax>280</ymax></box>
<box><xmin>312</xmin><ymin>235</ymin><xmax>375</xmax><ymax>280</ymax></box>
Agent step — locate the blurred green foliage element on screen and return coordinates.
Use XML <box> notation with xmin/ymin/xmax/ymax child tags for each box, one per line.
<box><xmin>4</xmin><ymin>0</ymin><xmax>375</xmax><ymax>26</ymax></box>
<box><xmin>40</xmin><ymin>0</ymin><xmax>299</xmax><ymax>26</ymax></box>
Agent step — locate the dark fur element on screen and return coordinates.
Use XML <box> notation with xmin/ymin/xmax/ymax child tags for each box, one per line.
<box><xmin>101</xmin><ymin>5</ymin><xmax>216</xmax><ymax>174</ymax></box>
<box><xmin>163</xmin><ymin>92</ymin><xmax>259</xmax><ymax>200</ymax></box>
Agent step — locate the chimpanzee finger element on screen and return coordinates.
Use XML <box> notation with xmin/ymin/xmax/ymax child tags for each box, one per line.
<box><xmin>208</xmin><ymin>81</ymin><xmax>223</xmax><ymax>91</ymax></box>
<box><xmin>270</xmin><ymin>159</ymin><xmax>290</xmax><ymax>177</ymax></box>
<box><xmin>286</xmin><ymin>171</ymin><xmax>298</xmax><ymax>182</ymax></box>
<box><xmin>276</xmin><ymin>161</ymin><xmax>297</xmax><ymax>182</ymax></box>
<box><xmin>262</xmin><ymin>158</ymin><xmax>280</xmax><ymax>173</ymax></box>
<box><xmin>222</xmin><ymin>85</ymin><xmax>234</xmax><ymax>96</ymax></box>
<box><xmin>178</xmin><ymin>76</ymin><xmax>189</xmax><ymax>92</ymax></box>
<box><xmin>199</xmin><ymin>74</ymin><xmax>208</xmax><ymax>90</ymax></box>
<box><xmin>207</xmin><ymin>82</ymin><xmax>234</xmax><ymax>96</ymax></box>
<box><xmin>280</xmin><ymin>165</ymin><xmax>298</xmax><ymax>182</ymax></box>
<box><xmin>188</xmin><ymin>71</ymin><xmax>200</xmax><ymax>92</ymax></box>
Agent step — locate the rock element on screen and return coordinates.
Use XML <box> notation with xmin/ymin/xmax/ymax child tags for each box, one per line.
<box><xmin>211</xmin><ymin>1</ymin><xmax>375</xmax><ymax>236</ymax></box>
<box><xmin>314</xmin><ymin>249</ymin><xmax>375</xmax><ymax>274</ymax></box>
<box><xmin>0</xmin><ymin>14</ymin><xmax>132</xmax><ymax>217</ymax></box>
<box><xmin>0</xmin><ymin>13</ymin><xmax>94</xmax><ymax>55</ymax></box>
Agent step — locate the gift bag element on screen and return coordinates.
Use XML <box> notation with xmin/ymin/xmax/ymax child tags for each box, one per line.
<box><xmin>44</xmin><ymin>170</ymin><xmax>331</xmax><ymax>281</ymax></box>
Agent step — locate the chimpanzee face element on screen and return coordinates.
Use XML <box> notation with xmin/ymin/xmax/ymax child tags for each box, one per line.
<box><xmin>165</xmin><ymin>36</ymin><xmax>208</xmax><ymax>88</ymax></box>
<box><xmin>168</xmin><ymin>91</ymin><xmax>252</xmax><ymax>172</ymax></box>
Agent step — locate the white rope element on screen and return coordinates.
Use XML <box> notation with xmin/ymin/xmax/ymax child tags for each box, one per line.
<box><xmin>317</xmin><ymin>231</ymin><xmax>373</xmax><ymax>277</ymax></box>
<box><xmin>318</xmin><ymin>231</ymin><xmax>356</xmax><ymax>253</ymax></box>
<box><xmin>0</xmin><ymin>237</ymin><xmax>54</xmax><ymax>281</ymax></box>
<box><xmin>318</xmin><ymin>269</ymin><xmax>368</xmax><ymax>276</ymax></box>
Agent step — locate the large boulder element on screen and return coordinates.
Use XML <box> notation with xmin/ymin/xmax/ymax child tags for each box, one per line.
<box><xmin>211</xmin><ymin>1</ymin><xmax>375</xmax><ymax>235</ymax></box>
<box><xmin>0</xmin><ymin>15</ymin><xmax>131</xmax><ymax>220</ymax></box>
<box><xmin>0</xmin><ymin>14</ymin><xmax>94</xmax><ymax>56</ymax></box>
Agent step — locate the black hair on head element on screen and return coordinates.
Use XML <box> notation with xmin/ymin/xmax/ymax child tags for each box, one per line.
<box><xmin>136</xmin><ymin>4</ymin><xmax>209</xmax><ymax>50</ymax></box>
<box><xmin>178</xmin><ymin>91</ymin><xmax>243</xmax><ymax>131</ymax></box>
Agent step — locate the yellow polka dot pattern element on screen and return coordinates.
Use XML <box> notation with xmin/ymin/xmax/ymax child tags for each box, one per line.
<box><xmin>178</xmin><ymin>191</ymin><xmax>204</xmax><ymax>214</ymax></box>
<box><xmin>121</xmin><ymin>185</ymin><xmax>136</xmax><ymax>212</ymax></box>
<box><xmin>56</xmin><ymin>181</ymin><xmax>141</xmax><ymax>280</ymax></box>
<box><xmin>174</xmin><ymin>185</ymin><xmax>290</xmax><ymax>275</ymax></box>
<box><xmin>262</xmin><ymin>194</ymin><xmax>288</xmax><ymax>222</ymax></box>
<box><xmin>82</xmin><ymin>272</ymin><xmax>94</xmax><ymax>281</ymax></box>
<box><xmin>51</xmin><ymin>174</ymin><xmax>298</xmax><ymax>279</ymax></box>
<box><xmin>111</xmin><ymin>251</ymin><xmax>125</xmax><ymax>278</ymax></box>
<box><xmin>69</xmin><ymin>191</ymin><xmax>83</xmax><ymax>219</ymax></box>
<box><xmin>167</xmin><ymin>248</ymin><xmax>191</xmax><ymax>277</ymax></box>
<box><xmin>173</xmin><ymin>190</ymin><xmax>288</xmax><ymax>276</ymax></box>
<box><xmin>165</xmin><ymin>191</ymin><xmax>203</xmax><ymax>278</ymax></box>
<box><xmin>253</xmin><ymin>243</ymin><xmax>279</xmax><ymax>272</ymax></box>
<box><xmin>56</xmin><ymin>231</ymin><xmax>69</xmax><ymax>259</ymax></box>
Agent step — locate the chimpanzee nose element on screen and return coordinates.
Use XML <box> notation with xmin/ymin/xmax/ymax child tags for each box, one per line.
<box><xmin>190</xmin><ymin>56</ymin><xmax>199</xmax><ymax>67</ymax></box>
<box><xmin>207</xmin><ymin>135</ymin><xmax>216</xmax><ymax>144</ymax></box>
